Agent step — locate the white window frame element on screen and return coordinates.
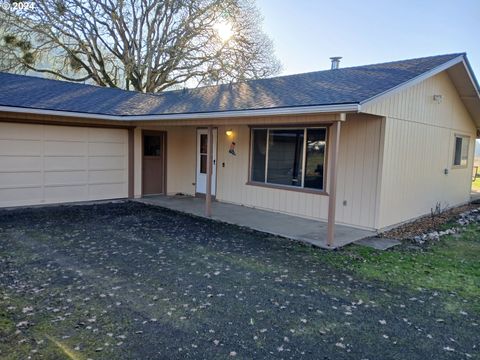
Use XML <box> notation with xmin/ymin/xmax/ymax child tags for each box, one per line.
<box><xmin>452</xmin><ymin>134</ymin><xmax>470</xmax><ymax>169</ymax></box>
<box><xmin>249</xmin><ymin>126</ymin><xmax>328</xmax><ymax>192</ymax></box>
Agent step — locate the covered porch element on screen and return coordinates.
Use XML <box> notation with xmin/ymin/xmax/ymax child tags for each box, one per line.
<box><xmin>132</xmin><ymin>112</ymin><xmax>383</xmax><ymax>248</ymax></box>
<box><xmin>136</xmin><ymin>195</ymin><xmax>375</xmax><ymax>249</ymax></box>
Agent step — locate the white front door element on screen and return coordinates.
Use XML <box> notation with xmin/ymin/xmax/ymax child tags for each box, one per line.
<box><xmin>196</xmin><ymin>128</ymin><xmax>217</xmax><ymax>195</ymax></box>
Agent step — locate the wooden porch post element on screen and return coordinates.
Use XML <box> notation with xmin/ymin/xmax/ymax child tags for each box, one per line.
<box><xmin>205</xmin><ymin>125</ymin><xmax>213</xmax><ymax>217</ymax></box>
<box><xmin>327</xmin><ymin>118</ymin><xmax>343</xmax><ymax>247</ymax></box>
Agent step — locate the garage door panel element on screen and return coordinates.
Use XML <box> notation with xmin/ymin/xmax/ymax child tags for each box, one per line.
<box><xmin>0</xmin><ymin>139</ymin><xmax>42</xmax><ymax>156</ymax></box>
<box><xmin>89</xmin><ymin>156</ymin><xmax>125</xmax><ymax>170</ymax></box>
<box><xmin>88</xmin><ymin>128</ymin><xmax>126</xmax><ymax>143</ymax></box>
<box><xmin>44</xmin><ymin>170</ymin><xmax>88</xmax><ymax>185</ymax></box>
<box><xmin>89</xmin><ymin>170</ymin><xmax>125</xmax><ymax>183</ymax></box>
<box><xmin>45</xmin><ymin>126</ymin><xmax>88</xmax><ymax>141</ymax></box>
<box><xmin>0</xmin><ymin>187</ymin><xmax>43</xmax><ymax>207</ymax></box>
<box><xmin>89</xmin><ymin>183</ymin><xmax>126</xmax><ymax>200</ymax></box>
<box><xmin>0</xmin><ymin>123</ymin><xmax>43</xmax><ymax>140</ymax></box>
<box><xmin>0</xmin><ymin>123</ymin><xmax>128</xmax><ymax>207</ymax></box>
<box><xmin>44</xmin><ymin>156</ymin><xmax>87</xmax><ymax>171</ymax></box>
<box><xmin>0</xmin><ymin>156</ymin><xmax>42</xmax><ymax>171</ymax></box>
<box><xmin>44</xmin><ymin>185</ymin><xmax>88</xmax><ymax>202</ymax></box>
<box><xmin>0</xmin><ymin>171</ymin><xmax>42</xmax><ymax>187</ymax></box>
<box><xmin>89</xmin><ymin>142</ymin><xmax>125</xmax><ymax>156</ymax></box>
<box><xmin>45</xmin><ymin>141</ymin><xmax>87</xmax><ymax>156</ymax></box>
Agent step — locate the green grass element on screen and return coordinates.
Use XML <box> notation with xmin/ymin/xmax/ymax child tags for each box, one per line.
<box><xmin>472</xmin><ymin>176</ymin><xmax>480</xmax><ymax>191</ymax></box>
<box><xmin>0</xmin><ymin>313</ymin><xmax>15</xmax><ymax>338</ymax></box>
<box><xmin>324</xmin><ymin>224</ymin><xmax>480</xmax><ymax>312</ymax></box>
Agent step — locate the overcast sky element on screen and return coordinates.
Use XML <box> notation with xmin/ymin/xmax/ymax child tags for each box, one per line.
<box><xmin>257</xmin><ymin>0</ymin><xmax>479</xmax><ymax>77</ymax></box>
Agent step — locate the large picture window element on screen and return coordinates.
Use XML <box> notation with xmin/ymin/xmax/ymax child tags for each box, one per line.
<box><xmin>250</xmin><ymin>127</ymin><xmax>327</xmax><ymax>191</ymax></box>
<box><xmin>453</xmin><ymin>135</ymin><xmax>469</xmax><ymax>167</ymax></box>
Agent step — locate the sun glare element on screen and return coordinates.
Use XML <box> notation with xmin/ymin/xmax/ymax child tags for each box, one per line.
<box><xmin>214</xmin><ymin>21</ymin><xmax>234</xmax><ymax>42</ymax></box>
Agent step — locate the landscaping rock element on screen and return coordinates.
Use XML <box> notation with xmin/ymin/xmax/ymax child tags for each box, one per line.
<box><xmin>382</xmin><ymin>204</ymin><xmax>478</xmax><ymax>240</ymax></box>
<box><xmin>380</xmin><ymin>205</ymin><xmax>480</xmax><ymax>246</ymax></box>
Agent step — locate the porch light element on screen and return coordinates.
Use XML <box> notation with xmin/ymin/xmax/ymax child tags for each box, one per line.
<box><xmin>226</xmin><ymin>129</ymin><xmax>233</xmax><ymax>137</ymax></box>
<box><xmin>433</xmin><ymin>94</ymin><xmax>443</xmax><ymax>104</ymax></box>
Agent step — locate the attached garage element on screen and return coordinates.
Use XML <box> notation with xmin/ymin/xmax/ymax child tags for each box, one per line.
<box><xmin>0</xmin><ymin>122</ymin><xmax>130</xmax><ymax>207</ymax></box>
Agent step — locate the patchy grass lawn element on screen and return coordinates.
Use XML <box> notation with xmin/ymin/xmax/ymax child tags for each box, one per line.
<box><xmin>0</xmin><ymin>202</ymin><xmax>479</xmax><ymax>359</ymax></box>
<box><xmin>324</xmin><ymin>225</ymin><xmax>480</xmax><ymax>313</ymax></box>
<box><xmin>472</xmin><ymin>176</ymin><xmax>480</xmax><ymax>192</ymax></box>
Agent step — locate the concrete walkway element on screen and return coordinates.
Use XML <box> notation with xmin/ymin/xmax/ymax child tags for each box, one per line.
<box><xmin>135</xmin><ymin>195</ymin><xmax>375</xmax><ymax>249</ymax></box>
<box><xmin>355</xmin><ymin>237</ymin><xmax>402</xmax><ymax>250</ymax></box>
<box><xmin>471</xmin><ymin>191</ymin><xmax>480</xmax><ymax>203</ymax></box>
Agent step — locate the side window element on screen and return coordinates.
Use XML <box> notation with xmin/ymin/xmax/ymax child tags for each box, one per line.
<box><xmin>453</xmin><ymin>135</ymin><xmax>469</xmax><ymax>167</ymax></box>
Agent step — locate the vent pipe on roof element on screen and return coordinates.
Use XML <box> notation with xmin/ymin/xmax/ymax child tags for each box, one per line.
<box><xmin>330</xmin><ymin>57</ymin><xmax>342</xmax><ymax>70</ymax></box>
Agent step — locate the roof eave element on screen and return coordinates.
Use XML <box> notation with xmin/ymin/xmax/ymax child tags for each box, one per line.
<box><xmin>457</xmin><ymin>58</ymin><xmax>480</xmax><ymax>128</ymax></box>
<box><xmin>462</xmin><ymin>56</ymin><xmax>480</xmax><ymax>96</ymax></box>
<box><xmin>0</xmin><ymin>103</ymin><xmax>360</xmax><ymax>122</ymax></box>
<box><xmin>359</xmin><ymin>54</ymin><xmax>480</xmax><ymax>128</ymax></box>
<box><xmin>359</xmin><ymin>55</ymin><xmax>466</xmax><ymax>108</ymax></box>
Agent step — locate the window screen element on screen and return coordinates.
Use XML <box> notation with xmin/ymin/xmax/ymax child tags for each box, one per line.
<box><xmin>267</xmin><ymin>129</ymin><xmax>304</xmax><ymax>187</ymax></box>
<box><xmin>304</xmin><ymin>128</ymin><xmax>326</xmax><ymax>190</ymax></box>
<box><xmin>251</xmin><ymin>129</ymin><xmax>267</xmax><ymax>182</ymax></box>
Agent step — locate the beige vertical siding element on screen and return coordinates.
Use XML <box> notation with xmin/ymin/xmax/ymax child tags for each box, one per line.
<box><xmin>165</xmin><ymin>127</ymin><xmax>196</xmax><ymax>195</ymax></box>
<box><xmin>336</xmin><ymin>115</ymin><xmax>383</xmax><ymax>228</ymax></box>
<box><xmin>363</xmin><ymin>71</ymin><xmax>477</xmax><ymax>229</ymax></box>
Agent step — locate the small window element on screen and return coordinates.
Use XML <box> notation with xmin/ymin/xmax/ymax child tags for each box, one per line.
<box><xmin>144</xmin><ymin>135</ymin><xmax>162</xmax><ymax>156</ymax></box>
<box><xmin>199</xmin><ymin>134</ymin><xmax>208</xmax><ymax>174</ymax></box>
<box><xmin>453</xmin><ymin>135</ymin><xmax>469</xmax><ymax>168</ymax></box>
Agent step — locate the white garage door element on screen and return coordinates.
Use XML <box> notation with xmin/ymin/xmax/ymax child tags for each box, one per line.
<box><xmin>0</xmin><ymin>122</ymin><xmax>129</xmax><ymax>207</ymax></box>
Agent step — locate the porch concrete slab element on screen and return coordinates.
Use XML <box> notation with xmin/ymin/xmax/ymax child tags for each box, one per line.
<box><xmin>471</xmin><ymin>192</ymin><xmax>480</xmax><ymax>204</ymax></box>
<box><xmin>355</xmin><ymin>237</ymin><xmax>402</xmax><ymax>250</ymax></box>
<box><xmin>135</xmin><ymin>195</ymin><xmax>375</xmax><ymax>249</ymax></box>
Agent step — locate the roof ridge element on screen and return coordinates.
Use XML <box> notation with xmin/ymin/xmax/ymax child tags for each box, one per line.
<box><xmin>157</xmin><ymin>52</ymin><xmax>466</xmax><ymax>96</ymax></box>
<box><xmin>0</xmin><ymin>53</ymin><xmax>465</xmax><ymax>98</ymax></box>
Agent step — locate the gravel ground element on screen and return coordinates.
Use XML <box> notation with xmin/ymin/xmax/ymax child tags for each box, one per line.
<box><xmin>0</xmin><ymin>202</ymin><xmax>478</xmax><ymax>359</ymax></box>
<box><xmin>382</xmin><ymin>204</ymin><xmax>477</xmax><ymax>240</ymax></box>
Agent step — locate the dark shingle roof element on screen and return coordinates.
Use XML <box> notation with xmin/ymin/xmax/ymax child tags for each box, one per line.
<box><xmin>0</xmin><ymin>53</ymin><xmax>465</xmax><ymax>117</ymax></box>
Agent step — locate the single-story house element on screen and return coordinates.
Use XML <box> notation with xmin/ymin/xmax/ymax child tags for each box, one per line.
<box><xmin>1</xmin><ymin>53</ymin><xmax>479</xmax><ymax>246</ymax></box>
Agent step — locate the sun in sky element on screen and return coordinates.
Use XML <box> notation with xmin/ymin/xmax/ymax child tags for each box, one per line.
<box><xmin>214</xmin><ymin>21</ymin><xmax>234</xmax><ymax>42</ymax></box>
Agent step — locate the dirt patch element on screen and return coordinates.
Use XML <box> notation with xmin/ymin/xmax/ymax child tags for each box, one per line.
<box><xmin>381</xmin><ymin>204</ymin><xmax>477</xmax><ymax>239</ymax></box>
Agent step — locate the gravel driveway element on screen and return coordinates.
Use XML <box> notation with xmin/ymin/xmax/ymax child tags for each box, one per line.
<box><xmin>0</xmin><ymin>202</ymin><xmax>477</xmax><ymax>359</ymax></box>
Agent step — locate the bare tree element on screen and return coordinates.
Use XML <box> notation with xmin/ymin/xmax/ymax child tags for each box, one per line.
<box><xmin>0</xmin><ymin>0</ymin><xmax>280</xmax><ymax>92</ymax></box>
